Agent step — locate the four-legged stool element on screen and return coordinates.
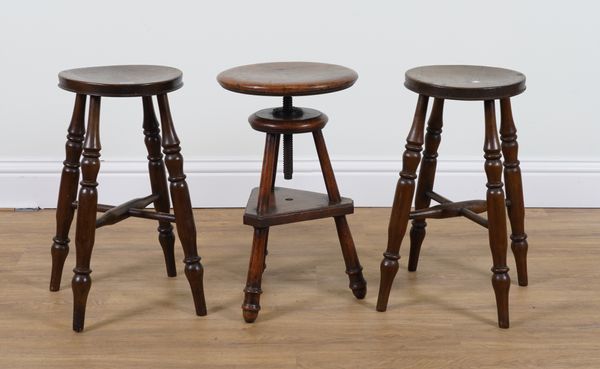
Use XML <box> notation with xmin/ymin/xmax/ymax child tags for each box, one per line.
<box><xmin>49</xmin><ymin>65</ymin><xmax>207</xmax><ymax>331</ymax></box>
<box><xmin>376</xmin><ymin>65</ymin><xmax>529</xmax><ymax>328</ymax></box>
<box><xmin>217</xmin><ymin>62</ymin><xmax>367</xmax><ymax>323</ymax></box>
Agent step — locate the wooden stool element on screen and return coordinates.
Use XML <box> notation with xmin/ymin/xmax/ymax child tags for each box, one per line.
<box><xmin>376</xmin><ymin>65</ymin><xmax>529</xmax><ymax>328</ymax></box>
<box><xmin>218</xmin><ymin>62</ymin><xmax>367</xmax><ymax>323</ymax></box>
<box><xmin>49</xmin><ymin>65</ymin><xmax>207</xmax><ymax>332</ymax></box>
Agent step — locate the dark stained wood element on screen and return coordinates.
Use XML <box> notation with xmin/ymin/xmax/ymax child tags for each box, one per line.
<box><xmin>376</xmin><ymin>94</ymin><xmax>429</xmax><ymax>312</ymax></box>
<box><xmin>313</xmin><ymin>130</ymin><xmax>342</xmax><ymax>202</ymax></box>
<box><xmin>52</xmin><ymin>66</ymin><xmax>207</xmax><ymax>332</ymax></box>
<box><xmin>72</xmin><ymin>95</ymin><xmax>102</xmax><ymax>332</ymax></box>
<box><xmin>379</xmin><ymin>65</ymin><xmax>528</xmax><ymax>329</ymax></box>
<box><xmin>250</xmin><ymin>107</ymin><xmax>328</xmax><ymax>134</ymax></box>
<box><xmin>50</xmin><ymin>93</ymin><xmax>86</xmax><ymax>292</ymax></box>
<box><xmin>409</xmin><ymin>199</ymin><xmax>487</xmax><ymax>219</ymax></box>
<box><xmin>242</xmin><ymin>132</ymin><xmax>279</xmax><ymax>323</ymax></box>
<box><xmin>222</xmin><ymin>62</ymin><xmax>366</xmax><ymax>322</ymax></box>
<box><xmin>405</xmin><ymin>65</ymin><xmax>526</xmax><ymax>101</ymax></box>
<box><xmin>256</xmin><ymin>134</ymin><xmax>280</xmax><ymax>214</ymax></box>
<box><xmin>244</xmin><ymin>187</ymin><xmax>353</xmax><ymax>228</ymax></box>
<box><xmin>58</xmin><ymin>65</ymin><xmax>183</xmax><ymax>97</ymax></box>
<box><xmin>143</xmin><ymin>96</ymin><xmax>177</xmax><ymax>278</ymax></box>
<box><xmin>425</xmin><ymin>191</ymin><xmax>490</xmax><ymax>228</ymax></box>
<box><xmin>157</xmin><ymin>94</ymin><xmax>207</xmax><ymax>317</ymax></box>
<box><xmin>217</xmin><ymin>62</ymin><xmax>358</xmax><ymax>96</ymax></box>
<box><xmin>95</xmin><ymin>194</ymin><xmax>158</xmax><ymax>228</ymax></box>
<box><xmin>483</xmin><ymin>99</ymin><xmax>511</xmax><ymax>328</ymax></box>
<box><xmin>408</xmin><ymin>98</ymin><xmax>444</xmax><ymax>272</ymax></box>
<box><xmin>500</xmin><ymin>98</ymin><xmax>529</xmax><ymax>286</ymax></box>
<box><xmin>313</xmin><ymin>129</ymin><xmax>366</xmax><ymax>299</ymax></box>
<box><xmin>242</xmin><ymin>227</ymin><xmax>269</xmax><ymax>323</ymax></box>
<box><xmin>71</xmin><ymin>201</ymin><xmax>176</xmax><ymax>223</ymax></box>
<box><xmin>92</xmin><ymin>203</ymin><xmax>176</xmax><ymax>223</ymax></box>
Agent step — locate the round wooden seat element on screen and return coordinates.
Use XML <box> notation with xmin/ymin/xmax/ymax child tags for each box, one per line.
<box><xmin>405</xmin><ymin>65</ymin><xmax>526</xmax><ymax>100</ymax></box>
<box><xmin>217</xmin><ymin>62</ymin><xmax>358</xmax><ymax>96</ymax></box>
<box><xmin>58</xmin><ymin>65</ymin><xmax>183</xmax><ymax>97</ymax></box>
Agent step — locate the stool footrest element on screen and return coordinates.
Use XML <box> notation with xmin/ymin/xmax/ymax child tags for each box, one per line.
<box><xmin>244</xmin><ymin>187</ymin><xmax>353</xmax><ymax>227</ymax></box>
<box><xmin>95</xmin><ymin>194</ymin><xmax>159</xmax><ymax>228</ymax></box>
<box><xmin>414</xmin><ymin>191</ymin><xmax>489</xmax><ymax>228</ymax></box>
<box><xmin>71</xmin><ymin>195</ymin><xmax>176</xmax><ymax>226</ymax></box>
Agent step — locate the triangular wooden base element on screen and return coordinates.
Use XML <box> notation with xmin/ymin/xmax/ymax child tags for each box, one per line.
<box><xmin>243</xmin><ymin>187</ymin><xmax>354</xmax><ymax>227</ymax></box>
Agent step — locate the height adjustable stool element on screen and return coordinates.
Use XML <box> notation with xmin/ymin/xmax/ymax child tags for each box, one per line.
<box><xmin>377</xmin><ymin>65</ymin><xmax>529</xmax><ymax>328</ymax></box>
<box><xmin>218</xmin><ymin>62</ymin><xmax>367</xmax><ymax>323</ymax></box>
<box><xmin>49</xmin><ymin>65</ymin><xmax>206</xmax><ymax>331</ymax></box>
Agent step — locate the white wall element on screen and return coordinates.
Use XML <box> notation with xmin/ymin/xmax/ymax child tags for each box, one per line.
<box><xmin>1</xmin><ymin>0</ymin><xmax>599</xmax><ymax>208</ymax></box>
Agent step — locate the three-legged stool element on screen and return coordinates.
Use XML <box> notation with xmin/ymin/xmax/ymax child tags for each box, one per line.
<box><xmin>49</xmin><ymin>65</ymin><xmax>207</xmax><ymax>331</ymax></box>
<box><xmin>218</xmin><ymin>62</ymin><xmax>367</xmax><ymax>323</ymax></box>
<box><xmin>376</xmin><ymin>65</ymin><xmax>529</xmax><ymax>328</ymax></box>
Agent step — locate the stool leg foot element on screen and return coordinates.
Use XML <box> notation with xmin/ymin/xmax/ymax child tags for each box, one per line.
<box><xmin>72</xmin><ymin>95</ymin><xmax>101</xmax><ymax>332</ymax></box>
<box><xmin>143</xmin><ymin>96</ymin><xmax>176</xmax><ymax>277</ymax></box>
<box><xmin>408</xmin><ymin>222</ymin><xmax>426</xmax><ymax>272</ymax></box>
<box><xmin>484</xmin><ymin>100</ymin><xmax>511</xmax><ymax>329</ymax></box>
<box><xmin>158</xmin><ymin>228</ymin><xmax>177</xmax><ymax>277</ymax></box>
<box><xmin>377</xmin><ymin>95</ymin><xmax>429</xmax><ymax>312</ymax></box>
<box><xmin>408</xmin><ymin>98</ymin><xmax>444</xmax><ymax>272</ymax></box>
<box><xmin>72</xmin><ymin>272</ymin><xmax>91</xmax><ymax>332</ymax></box>
<box><xmin>334</xmin><ymin>216</ymin><xmax>367</xmax><ymax>299</ymax></box>
<box><xmin>50</xmin><ymin>94</ymin><xmax>87</xmax><ymax>292</ymax></box>
<box><xmin>184</xmin><ymin>257</ymin><xmax>206</xmax><ymax>316</ymax></box>
<box><xmin>243</xmin><ymin>227</ymin><xmax>269</xmax><ymax>323</ymax></box>
<box><xmin>157</xmin><ymin>94</ymin><xmax>207</xmax><ymax>316</ymax></box>
<box><xmin>500</xmin><ymin>98</ymin><xmax>528</xmax><ymax>287</ymax></box>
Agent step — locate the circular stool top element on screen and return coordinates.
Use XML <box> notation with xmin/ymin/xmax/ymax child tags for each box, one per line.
<box><xmin>217</xmin><ymin>62</ymin><xmax>358</xmax><ymax>96</ymax></box>
<box><xmin>58</xmin><ymin>65</ymin><xmax>183</xmax><ymax>97</ymax></box>
<box><xmin>405</xmin><ymin>65</ymin><xmax>526</xmax><ymax>100</ymax></box>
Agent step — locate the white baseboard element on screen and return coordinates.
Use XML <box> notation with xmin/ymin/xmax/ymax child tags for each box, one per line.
<box><xmin>1</xmin><ymin>158</ymin><xmax>599</xmax><ymax>208</ymax></box>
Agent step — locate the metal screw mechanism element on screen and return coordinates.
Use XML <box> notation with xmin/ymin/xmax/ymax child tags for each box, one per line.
<box><xmin>282</xmin><ymin>96</ymin><xmax>293</xmax><ymax>180</ymax></box>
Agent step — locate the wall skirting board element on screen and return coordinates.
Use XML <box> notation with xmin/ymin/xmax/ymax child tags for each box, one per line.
<box><xmin>1</xmin><ymin>158</ymin><xmax>599</xmax><ymax>209</ymax></box>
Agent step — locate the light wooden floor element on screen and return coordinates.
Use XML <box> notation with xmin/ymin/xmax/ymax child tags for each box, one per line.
<box><xmin>0</xmin><ymin>208</ymin><xmax>599</xmax><ymax>368</ymax></box>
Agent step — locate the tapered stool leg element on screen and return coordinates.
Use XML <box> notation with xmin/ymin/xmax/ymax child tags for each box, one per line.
<box><xmin>408</xmin><ymin>98</ymin><xmax>444</xmax><ymax>272</ymax></box>
<box><xmin>376</xmin><ymin>95</ymin><xmax>429</xmax><ymax>312</ymax></box>
<box><xmin>500</xmin><ymin>98</ymin><xmax>528</xmax><ymax>286</ymax></box>
<box><xmin>313</xmin><ymin>130</ymin><xmax>366</xmax><ymax>299</ymax></box>
<box><xmin>143</xmin><ymin>96</ymin><xmax>176</xmax><ymax>277</ymax></box>
<box><xmin>72</xmin><ymin>95</ymin><xmax>101</xmax><ymax>332</ymax></box>
<box><xmin>157</xmin><ymin>94</ymin><xmax>207</xmax><ymax>316</ymax></box>
<box><xmin>242</xmin><ymin>133</ymin><xmax>279</xmax><ymax>322</ymax></box>
<box><xmin>50</xmin><ymin>94</ymin><xmax>86</xmax><ymax>291</ymax></box>
<box><xmin>483</xmin><ymin>100</ymin><xmax>511</xmax><ymax>329</ymax></box>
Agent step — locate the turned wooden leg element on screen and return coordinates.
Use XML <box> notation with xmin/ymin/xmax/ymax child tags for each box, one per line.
<box><xmin>377</xmin><ymin>94</ymin><xmax>429</xmax><ymax>312</ymax></box>
<box><xmin>242</xmin><ymin>133</ymin><xmax>279</xmax><ymax>323</ymax></box>
<box><xmin>72</xmin><ymin>95</ymin><xmax>101</xmax><ymax>332</ymax></box>
<box><xmin>143</xmin><ymin>96</ymin><xmax>176</xmax><ymax>277</ymax></box>
<box><xmin>483</xmin><ymin>100</ymin><xmax>511</xmax><ymax>329</ymax></box>
<box><xmin>313</xmin><ymin>130</ymin><xmax>366</xmax><ymax>299</ymax></box>
<box><xmin>50</xmin><ymin>94</ymin><xmax>86</xmax><ymax>292</ymax></box>
<box><xmin>157</xmin><ymin>94</ymin><xmax>207</xmax><ymax>316</ymax></box>
<box><xmin>500</xmin><ymin>98</ymin><xmax>528</xmax><ymax>287</ymax></box>
<box><xmin>408</xmin><ymin>98</ymin><xmax>444</xmax><ymax>272</ymax></box>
